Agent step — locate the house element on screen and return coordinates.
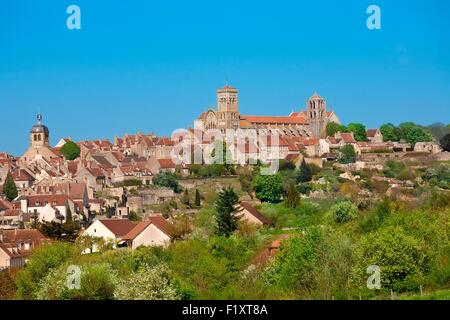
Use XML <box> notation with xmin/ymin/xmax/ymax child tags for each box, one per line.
<box><xmin>123</xmin><ymin>216</ymin><xmax>174</xmax><ymax>249</ymax></box>
<box><xmin>12</xmin><ymin>168</ymin><xmax>35</xmax><ymax>190</ymax></box>
<box><xmin>366</xmin><ymin>129</ymin><xmax>383</xmax><ymax>143</ymax></box>
<box><xmin>16</xmin><ymin>194</ymin><xmax>78</xmax><ymax>223</ymax></box>
<box><xmin>82</xmin><ymin>218</ymin><xmax>136</xmax><ymax>250</ymax></box>
<box><xmin>238</xmin><ymin>202</ymin><xmax>272</xmax><ymax>226</ymax></box>
<box><xmin>0</xmin><ymin>229</ymin><xmax>49</xmax><ymax>269</ymax></box>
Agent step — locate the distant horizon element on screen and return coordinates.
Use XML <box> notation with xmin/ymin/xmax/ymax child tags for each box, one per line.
<box><xmin>1</xmin><ymin>0</ymin><xmax>449</xmax><ymax>155</ymax></box>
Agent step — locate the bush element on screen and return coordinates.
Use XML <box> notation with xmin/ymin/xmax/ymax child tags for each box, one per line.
<box><xmin>15</xmin><ymin>242</ymin><xmax>75</xmax><ymax>299</ymax></box>
<box><xmin>351</xmin><ymin>227</ymin><xmax>430</xmax><ymax>292</ymax></box>
<box><xmin>330</xmin><ymin>201</ymin><xmax>358</xmax><ymax>223</ymax></box>
<box><xmin>339</xmin><ymin>145</ymin><xmax>356</xmax><ymax>164</ymax></box>
<box><xmin>254</xmin><ymin>174</ymin><xmax>284</xmax><ymax>203</ymax></box>
<box><xmin>114</xmin><ymin>264</ymin><xmax>179</xmax><ymax>300</ymax></box>
<box><xmin>153</xmin><ymin>172</ymin><xmax>181</xmax><ymax>193</ymax></box>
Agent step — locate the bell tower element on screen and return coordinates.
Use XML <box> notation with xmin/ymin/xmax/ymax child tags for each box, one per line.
<box><xmin>30</xmin><ymin>113</ymin><xmax>50</xmax><ymax>147</ymax></box>
<box><xmin>307</xmin><ymin>92</ymin><xmax>327</xmax><ymax>138</ymax></box>
<box><xmin>216</xmin><ymin>83</ymin><xmax>240</xmax><ymax>131</ymax></box>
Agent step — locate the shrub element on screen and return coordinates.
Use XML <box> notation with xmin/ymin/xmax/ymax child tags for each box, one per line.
<box><xmin>330</xmin><ymin>201</ymin><xmax>358</xmax><ymax>223</ymax></box>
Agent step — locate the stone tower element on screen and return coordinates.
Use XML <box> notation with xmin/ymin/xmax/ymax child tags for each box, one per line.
<box><xmin>307</xmin><ymin>92</ymin><xmax>327</xmax><ymax>138</ymax></box>
<box><xmin>216</xmin><ymin>84</ymin><xmax>240</xmax><ymax>131</ymax></box>
<box><xmin>30</xmin><ymin>113</ymin><xmax>50</xmax><ymax>147</ymax></box>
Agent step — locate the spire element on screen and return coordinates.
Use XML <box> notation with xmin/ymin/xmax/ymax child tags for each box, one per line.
<box><xmin>37</xmin><ymin>113</ymin><xmax>42</xmax><ymax>124</ymax></box>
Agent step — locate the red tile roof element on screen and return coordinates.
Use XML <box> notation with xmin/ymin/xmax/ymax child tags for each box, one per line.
<box><xmin>240</xmin><ymin>202</ymin><xmax>272</xmax><ymax>225</ymax></box>
<box><xmin>99</xmin><ymin>219</ymin><xmax>136</xmax><ymax>237</ymax></box>
<box><xmin>241</xmin><ymin>115</ymin><xmax>307</xmax><ymax>125</ymax></box>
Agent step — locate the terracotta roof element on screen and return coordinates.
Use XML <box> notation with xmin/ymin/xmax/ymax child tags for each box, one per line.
<box><xmin>2</xmin><ymin>229</ymin><xmax>48</xmax><ymax>244</ymax></box>
<box><xmin>158</xmin><ymin>159</ymin><xmax>176</xmax><ymax>169</ymax></box>
<box><xmin>340</xmin><ymin>133</ymin><xmax>356</xmax><ymax>143</ymax></box>
<box><xmin>21</xmin><ymin>194</ymin><xmax>69</xmax><ymax>207</ymax></box>
<box><xmin>91</xmin><ymin>156</ymin><xmax>114</xmax><ymax>169</ymax></box>
<box><xmin>54</xmin><ymin>183</ymin><xmax>87</xmax><ymax>200</ymax></box>
<box><xmin>241</xmin><ymin>115</ymin><xmax>307</xmax><ymax>125</ymax></box>
<box><xmin>120</xmin><ymin>216</ymin><xmax>175</xmax><ymax>242</ymax></box>
<box><xmin>0</xmin><ymin>199</ymin><xmax>13</xmax><ymax>211</ymax></box>
<box><xmin>240</xmin><ymin>202</ymin><xmax>272</xmax><ymax>225</ymax></box>
<box><xmin>366</xmin><ymin>129</ymin><xmax>380</xmax><ymax>138</ymax></box>
<box><xmin>12</xmin><ymin>169</ymin><xmax>35</xmax><ymax>182</ymax></box>
<box><xmin>99</xmin><ymin>219</ymin><xmax>136</xmax><ymax>237</ymax></box>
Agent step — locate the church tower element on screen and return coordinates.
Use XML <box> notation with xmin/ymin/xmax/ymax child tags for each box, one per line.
<box><xmin>30</xmin><ymin>113</ymin><xmax>50</xmax><ymax>147</ymax></box>
<box><xmin>216</xmin><ymin>84</ymin><xmax>240</xmax><ymax>131</ymax></box>
<box><xmin>307</xmin><ymin>92</ymin><xmax>327</xmax><ymax>138</ymax></box>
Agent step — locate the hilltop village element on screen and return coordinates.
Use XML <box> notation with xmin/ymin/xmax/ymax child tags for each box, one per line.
<box><xmin>0</xmin><ymin>85</ymin><xmax>449</xmax><ymax>300</ymax></box>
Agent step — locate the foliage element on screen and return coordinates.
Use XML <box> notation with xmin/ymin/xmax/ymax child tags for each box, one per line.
<box><xmin>3</xmin><ymin>172</ymin><xmax>18</xmax><ymax>201</ymax></box>
<box><xmin>348</xmin><ymin>123</ymin><xmax>367</xmax><ymax>142</ymax></box>
<box><xmin>264</xmin><ymin>227</ymin><xmax>322</xmax><ymax>289</ymax></box>
<box><xmin>182</xmin><ymin>189</ymin><xmax>190</xmax><ymax>206</ymax></box>
<box><xmin>195</xmin><ymin>189</ymin><xmax>201</xmax><ymax>207</ymax></box>
<box><xmin>214</xmin><ymin>187</ymin><xmax>239</xmax><ymax>237</ymax></box>
<box><xmin>254</xmin><ymin>174</ymin><xmax>284</xmax><ymax>203</ymax></box>
<box><xmin>114</xmin><ymin>264</ymin><xmax>179</xmax><ymax>300</ymax></box>
<box><xmin>296</xmin><ymin>159</ymin><xmax>312</xmax><ymax>183</ymax></box>
<box><xmin>327</xmin><ymin>122</ymin><xmax>348</xmax><ymax>137</ymax></box>
<box><xmin>284</xmin><ymin>183</ymin><xmax>300</xmax><ymax>209</ymax></box>
<box><xmin>398</xmin><ymin>122</ymin><xmax>433</xmax><ymax>145</ymax></box>
<box><xmin>60</xmin><ymin>141</ymin><xmax>80</xmax><ymax>160</ymax></box>
<box><xmin>153</xmin><ymin>172</ymin><xmax>181</xmax><ymax>193</ymax></box>
<box><xmin>36</xmin><ymin>262</ymin><xmax>118</xmax><ymax>300</ymax></box>
<box><xmin>383</xmin><ymin>160</ymin><xmax>406</xmax><ymax>179</ymax></box>
<box><xmin>351</xmin><ymin>227</ymin><xmax>430</xmax><ymax>292</ymax></box>
<box><xmin>279</xmin><ymin>160</ymin><xmax>296</xmax><ymax>172</ymax></box>
<box><xmin>15</xmin><ymin>242</ymin><xmax>75</xmax><ymax>299</ymax></box>
<box><xmin>440</xmin><ymin>133</ymin><xmax>450</xmax><ymax>152</ymax></box>
<box><xmin>380</xmin><ymin>123</ymin><xmax>400</xmax><ymax>142</ymax></box>
<box><xmin>330</xmin><ymin>201</ymin><xmax>358</xmax><ymax>223</ymax></box>
<box><xmin>40</xmin><ymin>220</ymin><xmax>79</xmax><ymax>242</ymax></box>
<box><xmin>0</xmin><ymin>270</ymin><xmax>16</xmax><ymax>300</ymax></box>
<box><xmin>339</xmin><ymin>144</ymin><xmax>356</xmax><ymax>164</ymax></box>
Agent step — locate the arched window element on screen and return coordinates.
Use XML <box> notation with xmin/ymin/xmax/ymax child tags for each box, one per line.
<box><xmin>33</xmin><ymin>134</ymin><xmax>37</xmax><ymax>141</ymax></box>
<box><xmin>38</xmin><ymin>134</ymin><xmax>41</xmax><ymax>141</ymax></box>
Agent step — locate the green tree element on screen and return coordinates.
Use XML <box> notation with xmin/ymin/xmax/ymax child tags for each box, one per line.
<box><xmin>440</xmin><ymin>133</ymin><xmax>450</xmax><ymax>152</ymax></box>
<box><xmin>114</xmin><ymin>264</ymin><xmax>179</xmax><ymax>300</ymax></box>
<box><xmin>153</xmin><ymin>172</ymin><xmax>181</xmax><ymax>193</ymax></box>
<box><xmin>182</xmin><ymin>189</ymin><xmax>190</xmax><ymax>206</ymax></box>
<box><xmin>214</xmin><ymin>187</ymin><xmax>239</xmax><ymax>237</ymax></box>
<box><xmin>347</xmin><ymin>123</ymin><xmax>367</xmax><ymax>141</ymax></box>
<box><xmin>195</xmin><ymin>189</ymin><xmax>201</xmax><ymax>207</ymax></box>
<box><xmin>296</xmin><ymin>159</ymin><xmax>312</xmax><ymax>183</ymax></box>
<box><xmin>330</xmin><ymin>201</ymin><xmax>358</xmax><ymax>223</ymax></box>
<box><xmin>60</xmin><ymin>141</ymin><xmax>80</xmax><ymax>160</ymax></box>
<box><xmin>380</xmin><ymin>123</ymin><xmax>400</xmax><ymax>142</ymax></box>
<box><xmin>351</xmin><ymin>227</ymin><xmax>429</xmax><ymax>292</ymax></box>
<box><xmin>254</xmin><ymin>174</ymin><xmax>284</xmax><ymax>203</ymax></box>
<box><xmin>326</xmin><ymin>122</ymin><xmax>348</xmax><ymax>137</ymax></box>
<box><xmin>284</xmin><ymin>183</ymin><xmax>300</xmax><ymax>209</ymax></box>
<box><xmin>15</xmin><ymin>242</ymin><xmax>75</xmax><ymax>299</ymax></box>
<box><xmin>339</xmin><ymin>144</ymin><xmax>356</xmax><ymax>164</ymax></box>
<box><xmin>399</xmin><ymin>122</ymin><xmax>433</xmax><ymax>145</ymax></box>
<box><xmin>3</xmin><ymin>172</ymin><xmax>18</xmax><ymax>201</ymax></box>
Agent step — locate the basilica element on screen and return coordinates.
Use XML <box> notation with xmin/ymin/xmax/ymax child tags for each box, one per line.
<box><xmin>196</xmin><ymin>84</ymin><xmax>340</xmax><ymax>139</ymax></box>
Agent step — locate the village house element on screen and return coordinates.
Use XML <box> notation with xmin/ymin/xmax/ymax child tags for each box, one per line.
<box><xmin>122</xmin><ymin>215</ymin><xmax>174</xmax><ymax>249</ymax></box>
<box><xmin>15</xmin><ymin>194</ymin><xmax>79</xmax><ymax>223</ymax></box>
<box><xmin>366</xmin><ymin>129</ymin><xmax>384</xmax><ymax>143</ymax></box>
<box><xmin>0</xmin><ymin>229</ymin><xmax>50</xmax><ymax>269</ymax></box>
<box><xmin>238</xmin><ymin>202</ymin><xmax>272</xmax><ymax>226</ymax></box>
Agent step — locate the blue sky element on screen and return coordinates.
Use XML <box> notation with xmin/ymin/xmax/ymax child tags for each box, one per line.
<box><xmin>0</xmin><ymin>0</ymin><xmax>449</xmax><ymax>155</ymax></box>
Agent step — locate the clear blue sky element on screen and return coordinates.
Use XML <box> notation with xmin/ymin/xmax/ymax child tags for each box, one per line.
<box><xmin>1</xmin><ymin>0</ymin><xmax>449</xmax><ymax>155</ymax></box>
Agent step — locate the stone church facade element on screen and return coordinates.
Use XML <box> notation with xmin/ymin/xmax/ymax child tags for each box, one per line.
<box><xmin>196</xmin><ymin>84</ymin><xmax>340</xmax><ymax>139</ymax></box>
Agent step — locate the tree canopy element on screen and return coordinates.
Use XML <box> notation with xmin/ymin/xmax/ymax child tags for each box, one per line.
<box><xmin>254</xmin><ymin>173</ymin><xmax>284</xmax><ymax>203</ymax></box>
<box><xmin>60</xmin><ymin>141</ymin><xmax>80</xmax><ymax>160</ymax></box>
<box><xmin>3</xmin><ymin>172</ymin><xmax>18</xmax><ymax>201</ymax></box>
<box><xmin>339</xmin><ymin>145</ymin><xmax>356</xmax><ymax>164</ymax></box>
<box><xmin>214</xmin><ymin>187</ymin><xmax>239</xmax><ymax>237</ymax></box>
<box><xmin>347</xmin><ymin>123</ymin><xmax>367</xmax><ymax>142</ymax></box>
